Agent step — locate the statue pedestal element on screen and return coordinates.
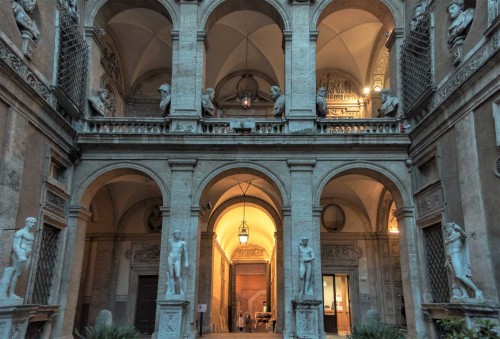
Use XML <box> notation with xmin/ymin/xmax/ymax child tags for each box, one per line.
<box><xmin>0</xmin><ymin>304</ymin><xmax>37</xmax><ymax>339</ymax></box>
<box><xmin>156</xmin><ymin>298</ymin><xmax>189</xmax><ymax>339</ymax></box>
<box><xmin>450</xmin><ymin>37</ymin><xmax>465</xmax><ymax>66</ymax></box>
<box><xmin>292</xmin><ymin>297</ymin><xmax>324</xmax><ymax>339</ymax></box>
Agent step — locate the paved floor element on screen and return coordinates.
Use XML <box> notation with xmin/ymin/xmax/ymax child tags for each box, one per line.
<box><xmin>200</xmin><ymin>334</ymin><xmax>347</xmax><ymax>338</ymax></box>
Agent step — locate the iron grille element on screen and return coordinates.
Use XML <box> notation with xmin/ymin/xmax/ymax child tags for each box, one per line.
<box><xmin>56</xmin><ymin>13</ymin><xmax>89</xmax><ymax>112</ymax></box>
<box><xmin>401</xmin><ymin>11</ymin><xmax>433</xmax><ymax>114</ymax></box>
<box><xmin>31</xmin><ymin>225</ymin><xmax>61</xmax><ymax>305</ymax></box>
<box><xmin>424</xmin><ymin>223</ymin><xmax>450</xmax><ymax>303</ymax></box>
<box><xmin>25</xmin><ymin>321</ymin><xmax>46</xmax><ymax>339</ymax></box>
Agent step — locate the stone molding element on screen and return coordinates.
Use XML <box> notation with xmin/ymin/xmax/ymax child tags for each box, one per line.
<box><xmin>432</xmin><ymin>31</ymin><xmax>499</xmax><ymax>110</ymax></box>
<box><xmin>414</xmin><ymin>182</ymin><xmax>443</xmax><ymax>224</ymax></box>
<box><xmin>0</xmin><ymin>33</ymin><xmax>53</xmax><ymax>107</ymax></box>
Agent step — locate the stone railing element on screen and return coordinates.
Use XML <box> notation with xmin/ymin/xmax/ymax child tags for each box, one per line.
<box><xmin>81</xmin><ymin>117</ymin><xmax>170</xmax><ymax>134</ymax></box>
<box><xmin>80</xmin><ymin>117</ymin><xmax>403</xmax><ymax>135</ymax></box>
<box><xmin>317</xmin><ymin>118</ymin><xmax>402</xmax><ymax>134</ymax></box>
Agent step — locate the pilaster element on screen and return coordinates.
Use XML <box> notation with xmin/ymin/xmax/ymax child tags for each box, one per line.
<box><xmin>51</xmin><ymin>207</ymin><xmax>92</xmax><ymax>338</ymax></box>
<box><xmin>386</xmin><ymin>28</ymin><xmax>404</xmax><ymax>113</ymax></box>
<box><xmin>285</xmin><ymin>2</ymin><xmax>316</xmax><ymax>132</ymax></box>
<box><xmin>170</xmin><ymin>1</ymin><xmax>203</xmax><ymax>132</ymax></box>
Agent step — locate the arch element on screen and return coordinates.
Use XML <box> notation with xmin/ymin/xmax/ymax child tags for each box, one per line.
<box><xmin>194</xmin><ymin>162</ymin><xmax>289</xmax><ymax>208</ymax></box>
<box><xmin>200</xmin><ymin>0</ymin><xmax>290</xmax><ymax>34</ymax></box>
<box><xmin>116</xmin><ymin>197</ymin><xmax>163</xmax><ymax>233</ymax></box>
<box><xmin>312</xmin><ymin>0</ymin><xmax>401</xmax><ymax>31</ymax></box>
<box><xmin>85</xmin><ymin>0</ymin><xmax>177</xmax><ymax>28</ymax></box>
<box><xmin>314</xmin><ymin>162</ymin><xmax>410</xmax><ymax>210</ymax></box>
<box><xmin>72</xmin><ymin>162</ymin><xmax>169</xmax><ymax>210</ymax></box>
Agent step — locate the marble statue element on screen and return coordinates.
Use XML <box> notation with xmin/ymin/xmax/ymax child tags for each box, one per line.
<box><xmin>379</xmin><ymin>89</ymin><xmax>400</xmax><ymax>117</ymax></box>
<box><xmin>298</xmin><ymin>237</ymin><xmax>315</xmax><ymax>296</ymax></box>
<box><xmin>410</xmin><ymin>2</ymin><xmax>427</xmax><ymax>31</ymax></box>
<box><xmin>158</xmin><ymin>83</ymin><xmax>171</xmax><ymax>116</ymax></box>
<box><xmin>89</xmin><ymin>88</ymin><xmax>110</xmax><ymax>117</ymax></box>
<box><xmin>11</xmin><ymin>0</ymin><xmax>40</xmax><ymax>40</ymax></box>
<box><xmin>167</xmin><ymin>229</ymin><xmax>189</xmax><ymax>295</ymax></box>
<box><xmin>0</xmin><ymin>217</ymin><xmax>36</xmax><ymax>300</ymax></box>
<box><xmin>444</xmin><ymin>222</ymin><xmax>483</xmax><ymax>299</ymax></box>
<box><xmin>60</xmin><ymin>0</ymin><xmax>80</xmax><ymax>23</ymax></box>
<box><xmin>316</xmin><ymin>87</ymin><xmax>327</xmax><ymax>117</ymax></box>
<box><xmin>447</xmin><ymin>0</ymin><xmax>474</xmax><ymax>45</ymax></box>
<box><xmin>201</xmin><ymin>88</ymin><xmax>215</xmax><ymax>118</ymax></box>
<box><xmin>270</xmin><ymin>86</ymin><xmax>285</xmax><ymax>118</ymax></box>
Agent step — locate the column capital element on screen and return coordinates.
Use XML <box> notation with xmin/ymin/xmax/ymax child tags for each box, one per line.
<box><xmin>386</xmin><ymin>28</ymin><xmax>404</xmax><ymax>49</ymax></box>
<box><xmin>290</xmin><ymin>0</ymin><xmax>313</xmax><ymax>4</ymax></box>
<box><xmin>171</xmin><ymin>29</ymin><xmax>180</xmax><ymax>41</ymax></box>
<box><xmin>168</xmin><ymin>159</ymin><xmax>197</xmax><ymax>171</ymax></box>
<box><xmin>310</xmin><ymin>30</ymin><xmax>319</xmax><ymax>41</ymax></box>
<box><xmin>68</xmin><ymin>206</ymin><xmax>92</xmax><ymax>221</ymax></box>
<box><xmin>394</xmin><ymin>207</ymin><xmax>414</xmax><ymax>220</ymax></box>
<box><xmin>158</xmin><ymin>206</ymin><xmax>170</xmax><ymax>216</ymax></box>
<box><xmin>312</xmin><ymin>205</ymin><xmax>322</xmax><ymax>217</ymax></box>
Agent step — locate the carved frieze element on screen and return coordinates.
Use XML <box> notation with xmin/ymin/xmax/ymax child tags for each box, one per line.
<box><xmin>296</xmin><ymin>309</ymin><xmax>318</xmax><ymax>337</ymax></box>
<box><xmin>232</xmin><ymin>245</ymin><xmax>268</xmax><ymax>260</ymax></box>
<box><xmin>415</xmin><ymin>184</ymin><xmax>443</xmax><ymax>220</ymax></box>
<box><xmin>321</xmin><ymin>244</ymin><xmax>363</xmax><ymax>261</ymax></box>
<box><xmin>133</xmin><ymin>243</ymin><xmax>161</xmax><ymax>264</ymax></box>
<box><xmin>0</xmin><ymin>36</ymin><xmax>53</xmax><ymax>106</ymax></box>
<box><xmin>101</xmin><ymin>43</ymin><xmax>121</xmax><ymax>86</ymax></box>
<box><xmin>317</xmin><ymin>72</ymin><xmax>366</xmax><ymax>118</ymax></box>
<box><xmin>44</xmin><ymin>190</ymin><xmax>66</xmax><ymax>216</ymax></box>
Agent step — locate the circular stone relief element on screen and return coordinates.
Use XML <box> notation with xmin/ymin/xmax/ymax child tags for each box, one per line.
<box><xmin>321</xmin><ymin>204</ymin><xmax>345</xmax><ymax>232</ymax></box>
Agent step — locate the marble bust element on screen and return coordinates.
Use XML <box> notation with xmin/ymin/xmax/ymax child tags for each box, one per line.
<box><xmin>89</xmin><ymin>88</ymin><xmax>110</xmax><ymax>117</ymax></box>
<box><xmin>60</xmin><ymin>0</ymin><xmax>80</xmax><ymax>23</ymax></box>
<box><xmin>158</xmin><ymin>83</ymin><xmax>171</xmax><ymax>116</ymax></box>
<box><xmin>270</xmin><ymin>85</ymin><xmax>285</xmax><ymax>118</ymax></box>
<box><xmin>167</xmin><ymin>229</ymin><xmax>189</xmax><ymax>295</ymax></box>
<box><xmin>298</xmin><ymin>237</ymin><xmax>315</xmax><ymax>296</ymax></box>
<box><xmin>316</xmin><ymin>87</ymin><xmax>327</xmax><ymax>117</ymax></box>
<box><xmin>379</xmin><ymin>89</ymin><xmax>399</xmax><ymax>117</ymax></box>
<box><xmin>202</xmin><ymin>88</ymin><xmax>215</xmax><ymax>118</ymax></box>
<box><xmin>447</xmin><ymin>0</ymin><xmax>475</xmax><ymax>45</ymax></box>
<box><xmin>444</xmin><ymin>222</ymin><xmax>483</xmax><ymax>300</ymax></box>
<box><xmin>11</xmin><ymin>0</ymin><xmax>40</xmax><ymax>40</ymax></box>
<box><xmin>0</xmin><ymin>217</ymin><xmax>36</xmax><ymax>301</ymax></box>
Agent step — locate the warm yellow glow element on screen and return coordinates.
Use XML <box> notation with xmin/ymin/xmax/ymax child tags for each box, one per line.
<box><xmin>214</xmin><ymin>205</ymin><xmax>275</xmax><ymax>258</ymax></box>
<box><xmin>374</xmin><ymin>86</ymin><xmax>382</xmax><ymax>92</ymax></box>
<box><xmin>363</xmin><ymin>87</ymin><xmax>371</xmax><ymax>95</ymax></box>
<box><xmin>388</xmin><ymin>202</ymin><xmax>399</xmax><ymax>234</ymax></box>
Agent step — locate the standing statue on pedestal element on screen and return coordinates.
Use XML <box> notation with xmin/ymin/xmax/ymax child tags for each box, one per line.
<box><xmin>11</xmin><ymin>0</ymin><xmax>40</xmax><ymax>40</ymax></box>
<box><xmin>158</xmin><ymin>83</ymin><xmax>171</xmax><ymax>116</ymax></box>
<box><xmin>166</xmin><ymin>229</ymin><xmax>189</xmax><ymax>295</ymax></box>
<box><xmin>270</xmin><ymin>86</ymin><xmax>285</xmax><ymax>118</ymax></box>
<box><xmin>316</xmin><ymin>87</ymin><xmax>327</xmax><ymax>118</ymax></box>
<box><xmin>298</xmin><ymin>237</ymin><xmax>315</xmax><ymax>296</ymax></box>
<box><xmin>202</xmin><ymin>88</ymin><xmax>216</xmax><ymax>118</ymax></box>
<box><xmin>0</xmin><ymin>217</ymin><xmax>36</xmax><ymax>300</ymax></box>
<box><xmin>444</xmin><ymin>222</ymin><xmax>483</xmax><ymax>300</ymax></box>
<box><xmin>379</xmin><ymin>89</ymin><xmax>400</xmax><ymax>117</ymax></box>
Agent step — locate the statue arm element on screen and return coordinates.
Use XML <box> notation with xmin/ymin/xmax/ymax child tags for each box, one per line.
<box><xmin>183</xmin><ymin>242</ymin><xmax>189</xmax><ymax>268</ymax></box>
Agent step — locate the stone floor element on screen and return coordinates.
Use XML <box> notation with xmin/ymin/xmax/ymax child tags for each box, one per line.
<box><xmin>199</xmin><ymin>334</ymin><xmax>347</xmax><ymax>338</ymax></box>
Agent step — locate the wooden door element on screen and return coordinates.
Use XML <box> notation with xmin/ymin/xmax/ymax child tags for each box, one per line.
<box><xmin>134</xmin><ymin>275</ymin><xmax>158</xmax><ymax>335</ymax></box>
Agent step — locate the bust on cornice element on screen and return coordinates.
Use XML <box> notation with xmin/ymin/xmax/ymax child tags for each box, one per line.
<box><xmin>202</xmin><ymin>88</ymin><xmax>215</xmax><ymax>118</ymax></box>
<box><xmin>316</xmin><ymin>87</ymin><xmax>327</xmax><ymax>118</ymax></box>
<box><xmin>159</xmin><ymin>83</ymin><xmax>171</xmax><ymax>116</ymax></box>
<box><xmin>11</xmin><ymin>0</ymin><xmax>40</xmax><ymax>40</ymax></box>
<box><xmin>270</xmin><ymin>85</ymin><xmax>285</xmax><ymax>118</ymax></box>
<box><xmin>378</xmin><ymin>89</ymin><xmax>400</xmax><ymax>118</ymax></box>
<box><xmin>447</xmin><ymin>0</ymin><xmax>475</xmax><ymax>65</ymax></box>
<box><xmin>89</xmin><ymin>88</ymin><xmax>111</xmax><ymax>117</ymax></box>
<box><xmin>447</xmin><ymin>0</ymin><xmax>474</xmax><ymax>45</ymax></box>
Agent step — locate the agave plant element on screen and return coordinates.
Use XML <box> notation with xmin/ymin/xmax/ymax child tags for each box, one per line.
<box><xmin>437</xmin><ymin>317</ymin><xmax>500</xmax><ymax>339</ymax></box>
<box><xmin>75</xmin><ymin>323</ymin><xmax>140</xmax><ymax>339</ymax></box>
<box><xmin>346</xmin><ymin>319</ymin><xmax>404</xmax><ymax>339</ymax></box>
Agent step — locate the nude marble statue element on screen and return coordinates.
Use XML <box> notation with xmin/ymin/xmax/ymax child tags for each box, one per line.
<box><xmin>298</xmin><ymin>237</ymin><xmax>315</xmax><ymax>296</ymax></box>
<box><xmin>444</xmin><ymin>222</ymin><xmax>483</xmax><ymax>300</ymax></box>
<box><xmin>166</xmin><ymin>229</ymin><xmax>189</xmax><ymax>295</ymax></box>
<box><xmin>0</xmin><ymin>217</ymin><xmax>36</xmax><ymax>300</ymax></box>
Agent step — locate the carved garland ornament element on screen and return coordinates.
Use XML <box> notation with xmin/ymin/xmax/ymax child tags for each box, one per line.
<box><xmin>0</xmin><ymin>37</ymin><xmax>52</xmax><ymax>106</ymax></box>
<box><xmin>133</xmin><ymin>243</ymin><xmax>161</xmax><ymax>263</ymax></box>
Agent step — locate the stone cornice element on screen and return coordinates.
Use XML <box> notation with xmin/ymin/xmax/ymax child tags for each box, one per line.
<box><xmin>0</xmin><ymin>32</ymin><xmax>54</xmax><ymax>108</ymax></box>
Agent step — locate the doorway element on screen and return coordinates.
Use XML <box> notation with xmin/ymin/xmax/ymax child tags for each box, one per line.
<box><xmin>322</xmin><ymin>274</ymin><xmax>351</xmax><ymax>335</ymax></box>
<box><xmin>134</xmin><ymin>275</ymin><xmax>158</xmax><ymax>335</ymax></box>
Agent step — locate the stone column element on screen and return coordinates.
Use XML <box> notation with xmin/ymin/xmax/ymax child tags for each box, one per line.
<box><xmin>157</xmin><ymin>159</ymin><xmax>197</xmax><ymax>339</ymax></box>
<box><xmin>285</xmin><ymin>159</ymin><xmax>325</xmax><ymax>338</ymax></box>
<box><xmin>51</xmin><ymin>207</ymin><xmax>92</xmax><ymax>339</ymax></box>
<box><xmin>394</xmin><ymin>207</ymin><xmax>426</xmax><ymax>339</ymax></box>
<box><xmin>0</xmin><ymin>109</ymin><xmax>28</xmax><ymax>268</ymax></box>
<box><xmin>455</xmin><ymin>113</ymin><xmax>496</xmax><ymax>298</ymax></box>
<box><xmin>170</xmin><ymin>1</ymin><xmax>203</xmax><ymax>133</ymax></box>
<box><xmin>285</xmin><ymin>1</ymin><xmax>316</xmax><ymax>132</ymax></box>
